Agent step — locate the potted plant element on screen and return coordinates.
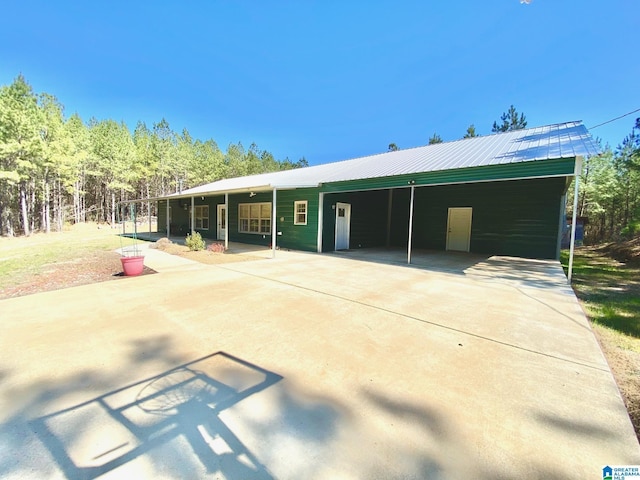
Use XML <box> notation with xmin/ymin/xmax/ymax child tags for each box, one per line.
<box><xmin>120</xmin><ymin>204</ymin><xmax>145</xmax><ymax>276</ymax></box>
<box><xmin>120</xmin><ymin>244</ymin><xmax>145</xmax><ymax>276</ymax></box>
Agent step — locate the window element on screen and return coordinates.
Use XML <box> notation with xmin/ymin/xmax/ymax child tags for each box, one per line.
<box><xmin>294</xmin><ymin>201</ymin><xmax>308</xmax><ymax>225</ymax></box>
<box><xmin>239</xmin><ymin>202</ymin><xmax>271</xmax><ymax>234</ymax></box>
<box><xmin>195</xmin><ymin>205</ymin><xmax>209</xmax><ymax>230</ymax></box>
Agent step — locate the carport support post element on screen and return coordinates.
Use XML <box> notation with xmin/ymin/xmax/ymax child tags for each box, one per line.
<box><xmin>147</xmin><ymin>200</ymin><xmax>151</xmax><ymax>237</ymax></box>
<box><xmin>224</xmin><ymin>193</ymin><xmax>229</xmax><ymax>251</ymax></box>
<box><xmin>568</xmin><ymin>156</ymin><xmax>583</xmax><ymax>283</ymax></box>
<box><xmin>272</xmin><ymin>188</ymin><xmax>277</xmax><ymax>258</ymax></box>
<box><xmin>407</xmin><ymin>185</ymin><xmax>415</xmax><ymax>264</ymax></box>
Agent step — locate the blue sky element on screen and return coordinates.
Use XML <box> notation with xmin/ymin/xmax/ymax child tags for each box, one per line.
<box><xmin>1</xmin><ymin>1</ymin><xmax>637</xmax><ymax>165</ymax></box>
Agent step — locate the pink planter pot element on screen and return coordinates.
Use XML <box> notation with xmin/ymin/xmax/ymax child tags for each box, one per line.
<box><xmin>120</xmin><ymin>256</ymin><xmax>145</xmax><ymax>276</ymax></box>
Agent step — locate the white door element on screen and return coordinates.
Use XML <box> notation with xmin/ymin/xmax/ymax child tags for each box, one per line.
<box><xmin>446</xmin><ymin>207</ymin><xmax>472</xmax><ymax>252</ymax></box>
<box><xmin>335</xmin><ymin>202</ymin><xmax>351</xmax><ymax>250</ymax></box>
<box><xmin>217</xmin><ymin>204</ymin><xmax>226</xmax><ymax>240</ymax></box>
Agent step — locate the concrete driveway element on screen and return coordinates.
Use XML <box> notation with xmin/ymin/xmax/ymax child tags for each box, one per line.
<box><xmin>1</xmin><ymin>248</ymin><xmax>639</xmax><ymax>479</ymax></box>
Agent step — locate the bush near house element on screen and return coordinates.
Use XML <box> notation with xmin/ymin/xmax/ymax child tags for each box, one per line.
<box><xmin>207</xmin><ymin>242</ymin><xmax>225</xmax><ymax>253</ymax></box>
<box><xmin>185</xmin><ymin>232</ymin><xmax>205</xmax><ymax>251</ymax></box>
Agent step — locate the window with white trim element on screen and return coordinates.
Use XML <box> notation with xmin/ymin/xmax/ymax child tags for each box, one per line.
<box><xmin>239</xmin><ymin>202</ymin><xmax>271</xmax><ymax>234</ymax></box>
<box><xmin>294</xmin><ymin>200</ymin><xmax>308</xmax><ymax>225</ymax></box>
<box><xmin>195</xmin><ymin>205</ymin><xmax>209</xmax><ymax>230</ymax></box>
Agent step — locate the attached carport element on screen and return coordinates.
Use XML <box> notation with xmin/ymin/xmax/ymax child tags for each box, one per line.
<box><xmin>320</xmin><ymin>174</ymin><xmax>572</xmax><ymax>260</ymax></box>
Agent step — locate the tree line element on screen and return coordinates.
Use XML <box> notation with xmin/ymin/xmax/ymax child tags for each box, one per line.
<box><xmin>2</xmin><ymin>74</ymin><xmax>638</xmax><ymax>243</ymax></box>
<box><xmin>390</xmin><ymin>104</ymin><xmax>528</xmax><ymax>151</ymax></box>
<box><xmin>572</xmin><ymin>118</ymin><xmax>640</xmax><ymax>243</ymax></box>
<box><xmin>0</xmin><ymin>75</ymin><xmax>307</xmax><ymax>236</ymax></box>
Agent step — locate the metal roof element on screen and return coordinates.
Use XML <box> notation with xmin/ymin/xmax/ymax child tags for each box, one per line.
<box><xmin>174</xmin><ymin>121</ymin><xmax>599</xmax><ymax>198</ymax></box>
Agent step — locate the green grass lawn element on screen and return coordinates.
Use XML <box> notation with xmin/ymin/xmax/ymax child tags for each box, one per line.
<box><xmin>0</xmin><ymin>223</ymin><xmax>138</xmax><ymax>290</ymax></box>
<box><xmin>562</xmin><ymin>246</ymin><xmax>640</xmax><ymax>439</ymax></box>
<box><xmin>562</xmin><ymin>248</ymin><xmax>640</xmax><ymax>342</ymax></box>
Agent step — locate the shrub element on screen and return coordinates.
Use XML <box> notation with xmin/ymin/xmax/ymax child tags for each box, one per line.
<box><xmin>620</xmin><ymin>221</ymin><xmax>640</xmax><ymax>240</ymax></box>
<box><xmin>153</xmin><ymin>237</ymin><xmax>173</xmax><ymax>250</ymax></box>
<box><xmin>207</xmin><ymin>242</ymin><xmax>226</xmax><ymax>253</ymax></box>
<box><xmin>185</xmin><ymin>232</ymin><xmax>205</xmax><ymax>251</ymax></box>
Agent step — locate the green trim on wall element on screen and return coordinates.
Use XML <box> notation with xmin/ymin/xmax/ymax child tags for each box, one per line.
<box><xmin>320</xmin><ymin>158</ymin><xmax>575</xmax><ymax>193</ymax></box>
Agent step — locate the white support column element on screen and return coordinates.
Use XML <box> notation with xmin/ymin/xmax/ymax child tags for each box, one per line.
<box><xmin>190</xmin><ymin>196</ymin><xmax>195</xmax><ymax>235</ymax></box>
<box><xmin>272</xmin><ymin>188</ymin><xmax>277</xmax><ymax>259</ymax></box>
<box><xmin>317</xmin><ymin>192</ymin><xmax>324</xmax><ymax>253</ymax></box>
<box><xmin>568</xmin><ymin>156</ymin><xmax>583</xmax><ymax>282</ymax></box>
<box><xmin>224</xmin><ymin>193</ymin><xmax>229</xmax><ymax>251</ymax></box>
<box><xmin>407</xmin><ymin>185</ymin><xmax>415</xmax><ymax>264</ymax></box>
<box><xmin>166</xmin><ymin>199</ymin><xmax>170</xmax><ymax>238</ymax></box>
<box><xmin>148</xmin><ymin>201</ymin><xmax>151</xmax><ymax>237</ymax></box>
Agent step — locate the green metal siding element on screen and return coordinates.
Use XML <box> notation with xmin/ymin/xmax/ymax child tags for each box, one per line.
<box><xmin>322</xmin><ymin>177</ymin><xmax>565</xmax><ymax>258</ymax></box>
<box><xmin>322</xmin><ymin>190</ymin><xmax>389</xmax><ymax>251</ymax></box>
<box><xmin>320</xmin><ymin>158</ymin><xmax>575</xmax><ymax>193</ymax></box>
<box><xmin>411</xmin><ymin>177</ymin><xmax>566</xmax><ymax>258</ymax></box>
<box><xmin>275</xmin><ymin>188</ymin><xmax>320</xmax><ymax>252</ymax></box>
<box><xmin>228</xmin><ymin>192</ymin><xmax>273</xmax><ymax>246</ymax></box>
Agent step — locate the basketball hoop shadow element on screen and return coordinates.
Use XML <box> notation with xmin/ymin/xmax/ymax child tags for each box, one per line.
<box><xmin>31</xmin><ymin>352</ymin><xmax>282</xmax><ymax>479</ymax></box>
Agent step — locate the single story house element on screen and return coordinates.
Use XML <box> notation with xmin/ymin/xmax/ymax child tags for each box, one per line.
<box><xmin>152</xmin><ymin>121</ymin><xmax>599</xmax><ymax>263</ymax></box>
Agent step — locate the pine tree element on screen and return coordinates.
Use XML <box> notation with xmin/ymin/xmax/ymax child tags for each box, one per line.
<box><xmin>491</xmin><ymin>105</ymin><xmax>527</xmax><ymax>133</ymax></box>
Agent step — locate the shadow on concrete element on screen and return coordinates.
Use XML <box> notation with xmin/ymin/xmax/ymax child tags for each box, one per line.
<box><xmin>331</xmin><ymin>247</ymin><xmax>570</xmax><ymax>290</ymax></box>
<box><xmin>361</xmin><ymin>388</ymin><xmax>586</xmax><ymax>480</ymax></box>
<box><xmin>464</xmin><ymin>256</ymin><xmax>572</xmax><ymax>291</ymax></box>
<box><xmin>533</xmin><ymin>410</ymin><xmax>618</xmax><ymax>441</ymax></box>
<box><xmin>330</xmin><ymin>247</ymin><xmax>491</xmax><ymax>275</ymax></box>
<box><xmin>28</xmin><ymin>352</ymin><xmax>282</xmax><ymax>479</ymax></box>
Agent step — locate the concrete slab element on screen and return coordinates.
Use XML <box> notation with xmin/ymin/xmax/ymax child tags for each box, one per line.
<box><xmin>1</xmin><ymin>249</ymin><xmax>638</xmax><ymax>479</ymax></box>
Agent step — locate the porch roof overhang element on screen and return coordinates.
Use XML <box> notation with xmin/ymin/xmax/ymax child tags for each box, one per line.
<box><xmin>119</xmin><ymin>182</ymin><xmax>321</xmax><ymax>204</ymax></box>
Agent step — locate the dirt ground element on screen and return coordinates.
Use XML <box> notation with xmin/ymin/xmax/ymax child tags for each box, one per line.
<box><xmin>153</xmin><ymin>241</ymin><xmax>262</xmax><ymax>265</ymax></box>
<box><xmin>595</xmin><ymin>326</ymin><xmax>640</xmax><ymax>438</ymax></box>
<box><xmin>0</xmin><ymin>239</ymin><xmax>260</xmax><ymax>300</ymax></box>
<box><xmin>600</xmin><ymin>236</ymin><xmax>640</xmax><ymax>266</ymax></box>
<box><xmin>0</xmin><ymin>250</ymin><xmax>157</xmax><ymax>300</ymax></box>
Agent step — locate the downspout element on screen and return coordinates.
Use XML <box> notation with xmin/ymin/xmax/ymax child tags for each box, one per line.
<box><xmin>568</xmin><ymin>156</ymin><xmax>583</xmax><ymax>282</ymax></box>
<box><xmin>407</xmin><ymin>184</ymin><xmax>415</xmax><ymax>264</ymax></box>
<box><xmin>556</xmin><ymin>192</ymin><xmax>566</xmax><ymax>260</ymax></box>
<box><xmin>166</xmin><ymin>199</ymin><xmax>170</xmax><ymax>238</ymax></box>
<box><xmin>317</xmin><ymin>192</ymin><xmax>324</xmax><ymax>253</ymax></box>
<box><xmin>272</xmin><ymin>188</ymin><xmax>277</xmax><ymax>258</ymax></box>
<box><xmin>224</xmin><ymin>193</ymin><xmax>229</xmax><ymax>251</ymax></box>
<box><xmin>386</xmin><ymin>189</ymin><xmax>393</xmax><ymax>248</ymax></box>
<box><xmin>191</xmin><ymin>196</ymin><xmax>195</xmax><ymax>235</ymax></box>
